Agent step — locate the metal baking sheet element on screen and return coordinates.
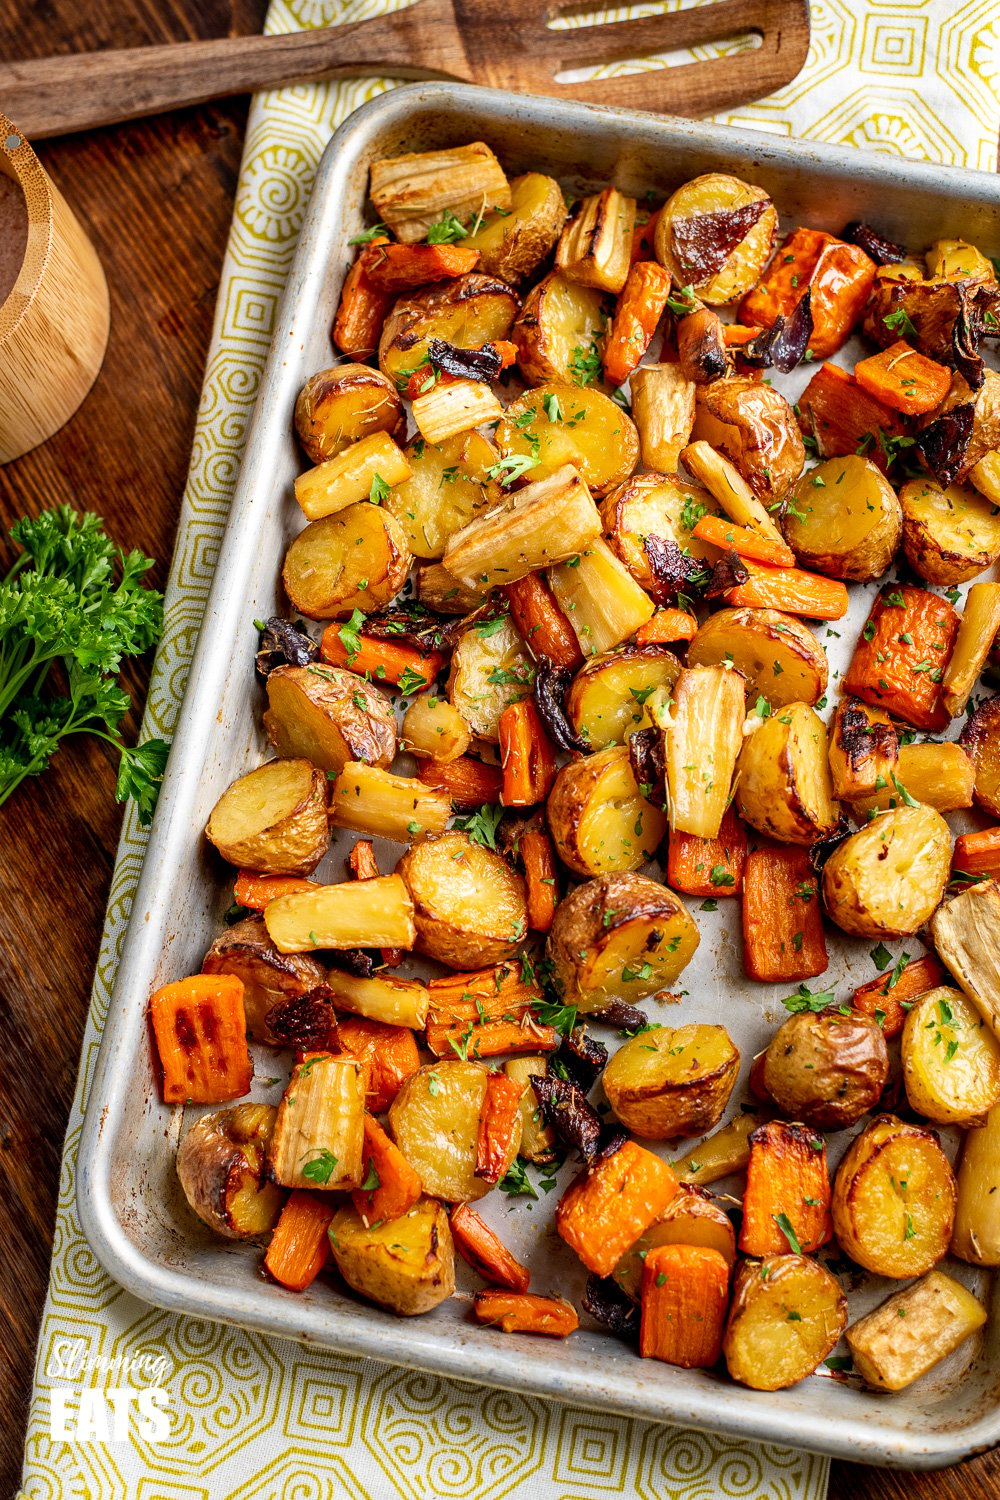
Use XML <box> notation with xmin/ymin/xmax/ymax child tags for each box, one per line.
<box><xmin>77</xmin><ymin>82</ymin><xmax>1000</xmax><ymax>1468</ymax></box>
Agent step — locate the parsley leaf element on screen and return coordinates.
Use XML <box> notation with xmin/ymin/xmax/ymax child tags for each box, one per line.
<box><xmin>453</xmin><ymin>802</ymin><xmax>504</xmax><ymax>850</ymax></box>
<box><xmin>781</xmin><ymin>983</ymin><xmax>836</xmax><ymax>1014</ymax></box>
<box><xmin>772</xmin><ymin>1212</ymin><xmax>803</xmax><ymax>1254</ymax></box>
<box><xmin>426</xmin><ymin>210</ymin><xmax>469</xmax><ymax>244</ymax></box>
<box><xmin>884</xmin><ymin>306</ymin><xmax>918</xmax><ymax>340</ymax></box>
<box><xmin>301</xmin><ymin>1149</ymin><xmax>339</xmax><ymax>1185</ymax></box>
<box><xmin>337</xmin><ymin>608</ymin><xmax>366</xmax><ymax>664</ymax></box>
<box><xmin>533</xmin><ymin>1000</ymin><xmax>578</xmax><ymax>1037</ymax></box>
<box><xmin>499</xmin><ymin>1158</ymin><xmax>538</xmax><ymax>1199</ymax></box>
<box><xmin>369</xmin><ymin>472</ymin><xmax>391</xmax><ymax>505</ymax></box>
<box><xmin>396</xmin><ymin>665</ymin><xmax>429</xmax><ymax>696</ymax></box>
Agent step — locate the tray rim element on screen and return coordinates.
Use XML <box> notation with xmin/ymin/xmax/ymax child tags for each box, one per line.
<box><xmin>77</xmin><ymin>79</ymin><xmax>1000</xmax><ymax>1471</ymax></box>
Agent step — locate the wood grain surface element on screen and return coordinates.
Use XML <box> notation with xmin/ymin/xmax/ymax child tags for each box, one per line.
<box><xmin>0</xmin><ymin>3</ymin><xmax>997</xmax><ymax>1496</ymax></box>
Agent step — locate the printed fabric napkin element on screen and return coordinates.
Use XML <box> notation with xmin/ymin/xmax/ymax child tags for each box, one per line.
<box><xmin>19</xmin><ymin>2</ymin><xmax>1000</xmax><ymax>1496</ymax></box>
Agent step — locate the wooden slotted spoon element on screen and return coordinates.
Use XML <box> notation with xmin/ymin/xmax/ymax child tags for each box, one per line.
<box><xmin>0</xmin><ymin>0</ymin><xmax>809</xmax><ymax>141</ymax></box>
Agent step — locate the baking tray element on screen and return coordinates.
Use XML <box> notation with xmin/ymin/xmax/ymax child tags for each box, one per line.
<box><xmin>77</xmin><ymin>82</ymin><xmax>1000</xmax><ymax>1468</ymax></box>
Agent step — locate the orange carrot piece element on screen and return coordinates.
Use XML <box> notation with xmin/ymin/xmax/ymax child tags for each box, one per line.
<box><xmin>630</xmin><ymin>209</ymin><xmax>660</xmax><ymax>264</ymax></box>
<box><xmin>635</xmin><ymin>608</ymin><xmax>698</xmax><ymax>646</ymax></box>
<box><xmin>476</xmin><ymin>1072</ymin><xmax>527</xmax><ymax>1183</ymax></box>
<box><xmin>740</xmin><ymin>228</ymin><xmax>834</xmax><ymax>328</ymax></box>
<box><xmin>235</xmin><ymin>872</ymin><xmax>319</xmax><ymax>910</ymax></box>
<box><xmin>640</xmin><ymin>1244</ymin><xmax>729</xmax><ymax>1368</ymax></box>
<box><xmin>953</xmin><ymin>828</ymin><xmax>1000</xmax><ymax>881</ymax></box>
<box><xmin>336</xmin><ymin>1016</ymin><xmax>421</xmax><ymax>1113</ymax></box>
<box><xmin>149</xmin><ymin>974</ymin><xmax>252</xmax><ymax>1104</ymax></box>
<box><xmin>520</xmin><ymin>827</ymin><xmax>558</xmax><ymax>933</ymax></box>
<box><xmin>349</xmin><ymin>840</ymin><xmax>381</xmax><ymax>881</ymax></box>
<box><xmin>667</xmin><ymin>803</ymin><xmax>747</xmax><ymax>899</ymax></box>
<box><xmin>603</xmin><ymin>260</ymin><xmax>673</xmax><ymax>386</ymax></box>
<box><xmin>852</xmin><ymin>953</ymin><xmax>947</xmax><ymax>1041</ymax></box>
<box><xmin>265</xmin><ymin>1190</ymin><xmax>334</xmax><ymax>1292</ymax></box>
<box><xmin>415</xmin><ymin>754</ymin><xmax>503</xmax><ymax>811</ymax></box>
<box><xmin>843</xmin><ymin>584</ymin><xmax>959</xmax><ymax>732</ymax></box>
<box><xmin>724</xmin><ymin>323</ymin><xmax>764</xmax><ymax>346</ymax></box>
<box><xmin>741</xmin><ymin>228</ymin><xmax>875</xmax><ymax>358</ymax></box>
<box><xmin>493</xmin><ymin>339</ymin><xmax>518</xmax><ymax>369</ymax></box>
<box><xmin>320</xmin><ymin>624</ymin><xmax>441</xmax><ymax>689</ymax></box>
<box><xmin>332</xmin><ymin>240</ymin><xmax>392</xmax><ymax>360</ymax></box>
<box><xmin>724</xmin><ymin>557</ymin><xmax>848</xmax><ymax>620</ymax></box>
<box><xmin>742</xmin><ymin>840</ymin><xmax>826</xmax><ymax>983</ymax></box>
<box><xmin>425</xmin><ymin>1017</ymin><xmax>559</xmax><ymax>1060</ymax></box>
<box><xmin>499</xmin><ymin>699</ymin><xmax>558</xmax><ymax>807</ymax></box>
<box><xmin>427</xmin><ymin>961</ymin><xmax>542</xmax><ymax>1023</ymax></box>
<box><xmin>693</xmin><ymin>513</ymin><xmax>796</xmax><ymax>568</ymax></box>
<box><xmin>796</xmin><ymin>361</ymin><xmax>908</xmax><ymax>474</ymax></box>
<box><xmin>854</xmin><ymin>340</ymin><xmax>952</xmax><ymax>417</ymax></box>
<box><xmin>473</xmin><ymin>1290</ymin><xmax>578</xmax><ymax>1336</ymax></box>
<box><xmin>503</xmin><ymin>573</ymin><xmax>582</xmax><ymax>670</ymax></box>
<box><xmin>739</xmin><ymin>1120</ymin><xmax>832</xmax><ymax>1256</ymax></box>
<box><xmin>556</xmin><ymin>1141</ymin><xmax>679</xmax><ymax>1277</ymax></box>
<box><xmin>451</xmin><ymin>1203</ymin><xmax>531</xmax><ymax>1292</ymax></box>
<box><xmin>362</xmin><ymin>242</ymin><xmax>480</xmax><ymax>292</ymax></box>
<box><xmin>352</xmin><ymin>1113</ymin><xmax>423</xmax><ymax>1224</ymax></box>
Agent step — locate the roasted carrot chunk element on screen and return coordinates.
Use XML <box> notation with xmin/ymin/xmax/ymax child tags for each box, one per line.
<box><xmin>556</xmin><ymin>1141</ymin><xmax>679</xmax><ymax>1277</ymax></box>
<box><xmin>724</xmin><ymin>557</ymin><xmax>848</xmax><ymax>620</ymax></box>
<box><xmin>499</xmin><ymin>699</ymin><xmax>558</xmax><ymax>807</ymax></box>
<box><xmin>332</xmin><ymin>239</ymin><xmax>393</xmax><ymax>360</ymax></box>
<box><xmin>336</xmin><ymin>1016</ymin><xmax>420</xmax><ymax>1113</ymax></box>
<box><xmin>741</xmin><ymin>228</ymin><xmax>875</xmax><ymax>358</ymax></box>
<box><xmin>635</xmin><ymin>608</ymin><xmax>698</xmax><ymax>646</ymax></box>
<box><xmin>692</xmin><ymin>513</ymin><xmax>796</xmax><ymax>568</ymax></box>
<box><xmin>953</xmin><ymin>828</ymin><xmax>1000</xmax><ymax>882</ymax></box>
<box><xmin>852</xmin><ymin>953</ymin><xmax>946</xmax><ymax>1041</ymax></box>
<box><xmin>503</xmin><ymin>573</ymin><xmax>582</xmax><ymax>669</ymax></box>
<box><xmin>742</xmin><ymin>840</ymin><xmax>827</xmax><ymax>983</ymax></box>
<box><xmin>415</xmin><ymin>754</ymin><xmax>503</xmax><ymax>810</ymax></box>
<box><xmin>362</xmin><ymin>242</ymin><xmax>480</xmax><ymax>292</ymax></box>
<box><xmin>473</xmin><ymin>1290</ymin><xmax>578</xmax><ymax>1336</ymax></box>
<box><xmin>352</xmin><ymin>1113</ymin><xmax>423</xmax><ymax>1224</ymax></box>
<box><xmin>234</xmin><ymin>872</ymin><xmax>319</xmax><ymax>910</ymax></box>
<box><xmin>321</xmin><ymin>624</ymin><xmax>441</xmax><ymax>689</ymax></box>
<box><xmin>451</xmin><ymin>1204</ymin><xmax>530</xmax><ymax>1292</ymax></box>
<box><xmin>476</xmin><ymin>1072</ymin><xmax>529</xmax><ymax>1184</ymax></box>
<box><xmin>853</xmin><ymin>340</ymin><xmax>952</xmax><ymax>417</ymax></box>
<box><xmin>739</xmin><ymin>1120</ymin><xmax>832</xmax><ymax>1257</ymax></box>
<box><xmin>425</xmin><ymin>1017</ymin><xmax>560</xmax><ymax>1060</ymax></box>
<box><xmin>797</xmin><ymin>361</ymin><xmax>908</xmax><ymax>473</ymax></box>
<box><xmin>603</xmin><ymin>261</ymin><xmax>673</xmax><ymax>386</ymax></box>
<box><xmin>150</xmin><ymin>974</ymin><xmax>252</xmax><ymax>1104</ymax></box>
<box><xmin>724</xmin><ymin>322</ymin><xmax>765</xmax><ymax>347</ymax></box>
<box><xmin>842</xmin><ymin>584</ymin><xmax>959</xmax><ymax>732</ymax></box>
<box><xmin>740</xmin><ymin>228</ymin><xmax>834</xmax><ymax>329</ymax></box>
<box><xmin>520</xmin><ymin>827</ymin><xmax>559</xmax><ymax>932</ymax></box>
<box><xmin>493</xmin><ymin>339</ymin><xmax>518</xmax><ymax>370</ymax></box>
<box><xmin>640</xmin><ymin>1244</ymin><xmax>729</xmax><ymax>1368</ymax></box>
<box><xmin>630</xmin><ymin>209</ymin><xmax>660</xmax><ymax>264</ymax></box>
<box><xmin>264</xmin><ymin>1190</ymin><xmax>334</xmax><ymax>1292</ymax></box>
<box><xmin>427</xmin><ymin>961</ymin><xmax>541</xmax><ymax>1021</ymax></box>
<box><xmin>667</xmin><ymin>803</ymin><xmax>747</xmax><ymax>899</ymax></box>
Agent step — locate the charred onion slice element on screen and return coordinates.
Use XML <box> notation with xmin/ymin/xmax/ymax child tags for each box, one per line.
<box><xmin>534</xmin><ymin>659</ymin><xmax>588</xmax><ymax>753</ymax></box>
<box><xmin>255</xmin><ymin>617</ymin><xmax>319</xmax><ymax>679</ymax></box>
<box><xmin>556</xmin><ymin>1026</ymin><xmax>609</xmax><ymax>1094</ymax></box>
<box><xmin>530</xmin><ymin>1072</ymin><xmax>604</xmax><ymax>1161</ymax></box>
<box><xmin>842</xmin><ymin>221</ymin><xmax>907</xmax><ymax>266</ymax></box>
<box><xmin>918</xmin><ymin>404</ymin><xmax>975</xmax><ymax>487</ymax></box>
<box><xmin>583</xmin><ymin>1273</ymin><xmax>641</xmax><ymax>1335</ymax></box>
<box><xmin>628</xmin><ymin>726</ymin><xmax>667</xmax><ymax>809</ymax></box>
<box><xmin>427</xmin><ymin>337</ymin><xmax>503</xmax><ymax>382</ymax></box>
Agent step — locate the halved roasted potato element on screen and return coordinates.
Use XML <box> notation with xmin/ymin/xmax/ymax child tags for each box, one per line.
<box><xmin>761</xmin><ymin>1007</ymin><xmax>888</xmax><ymax>1131</ymax></box>
<box><xmin>206</xmin><ymin>758</ymin><xmax>330</xmax><ymax>875</ymax></box>
<box><xmin>447</xmin><ymin>614</ymin><xmax>534</xmax><ymax>740</ymax></box>
<box><xmin>784</xmin><ymin>455</ymin><xmax>902</xmax><ymax>582</ymax></box>
<box><xmin>903</xmin><ymin>987</ymin><xmax>1000</xmax><ymax>1126</ymax></box>
<box><xmin>389</xmin><ymin>1060</ymin><xmax>520</xmax><ymax>1202</ymax></box>
<box><xmin>176</xmin><ymin>1104</ymin><xmax>284</xmax><ymax>1239</ymax></box>
<box><xmin>283</xmin><ymin>504</ymin><xmax>411</xmax><ymax>619</ymax></box>
<box><xmin>736</xmin><ymin>702</ymin><xmax>839</xmax><ymax>845</ymax></box>
<box><xmin>599</xmin><ymin>471</ymin><xmax>720</xmax><ymax>591</ymax></box>
<box><xmin>511</xmin><ymin>271</ymin><xmax>608</xmax><ymax>387</ymax></box>
<box><xmin>565</xmin><ymin>644</ymin><xmax>682</xmax><ymax>750</ymax></box>
<box><xmin>201</xmin><ymin>915</ymin><xmax>327</xmax><ymax>1044</ymax></box>
<box><xmin>898</xmin><ymin>477</ymin><xmax>1000</xmax><ymax>585</ymax></box>
<box><xmin>822</xmin><ymin>804</ymin><xmax>951</xmax><ymax>940</ymax></box>
<box><xmin>603</xmin><ymin>1023</ymin><xmax>739</xmax><ymax>1140</ymax></box>
<box><xmin>546</xmin><ymin>745</ymin><xmax>667</xmax><ymax>877</ymax></box>
<box><xmin>495</xmin><ymin>384</ymin><xmax>639</xmax><ymax>498</ymax></box>
<box><xmin>692</xmin><ymin>377</ymin><xmax>805</xmax><ymax>504</ymax></box>
<box><xmin>463</xmin><ymin>172</ymin><xmax>567</xmax><ymax>283</ymax></box>
<box><xmin>926</xmin><ymin>238</ymin><xmax>996</xmax><ymax>284</ymax></box>
<box><xmin>654</xmin><ymin>173</ymin><xmax>777</xmax><ymax>305</ymax></box>
<box><xmin>384</xmin><ymin>430</ymin><xmax>500</xmax><ymax>559</ymax></box>
<box><xmin>723</xmin><ymin>1255</ymin><xmax>848</xmax><ymax>1391</ymax></box>
<box><xmin>329</xmin><ymin>1197</ymin><xmax>455</xmax><ymax>1315</ymax></box>
<box><xmin>831</xmin><ymin>1114</ymin><xmax>957</xmax><ymax>1278</ymax></box>
<box><xmin>849</xmin><ymin>741</ymin><xmax>975</xmax><ymax>817</ymax></box>
<box><xmin>959</xmin><ymin>694</ymin><xmax>1000</xmax><ymax>817</ymax></box>
<box><xmin>828</xmin><ymin>698</ymin><xmax>898</xmax><ymax>801</ymax></box>
<box><xmin>378</xmin><ymin>273</ymin><xmax>520</xmax><ymax>388</ymax></box>
<box><xmin>612</xmin><ymin>1184</ymin><xmax>736</xmax><ymax>1300</ymax></box>
<box><xmin>294</xmin><ymin>364</ymin><xmax>404</xmax><ymax>463</ymax></box>
<box><xmin>397</xmin><ymin>830</ymin><xmax>529</xmax><ymax>969</ymax></box>
<box><xmin>665</xmin><ymin>664</ymin><xmax>746</xmax><ymax>839</ymax></box>
<box><xmin>263</xmin><ymin>664</ymin><xmax>396</xmax><ymax>774</ymax></box>
<box><xmin>686</xmin><ymin>608</ymin><xmax>827</xmax><ymax>710</ymax></box>
<box><xmin>547</xmin><ymin>870</ymin><xmax>699</xmax><ymax>1011</ymax></box>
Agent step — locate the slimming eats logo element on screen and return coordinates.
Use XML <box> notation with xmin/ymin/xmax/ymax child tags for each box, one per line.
<box><xmin>46</xmin><ymin>1340</ymin><xmax>171</xmax><ymax>1443</ymax></box>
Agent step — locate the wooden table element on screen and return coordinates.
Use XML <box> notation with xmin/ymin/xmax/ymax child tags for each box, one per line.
<box><xmin>1</xmin><ymin>3</ymin><xmax>998</xmax><ymax>1496</ymax></box>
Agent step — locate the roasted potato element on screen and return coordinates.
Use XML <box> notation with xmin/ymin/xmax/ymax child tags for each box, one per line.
<box><xmin>612</xmin><ymin>1184</ymin><xmax>736</xmax><ymax>1300</ymax></box>
<box><xmin>761</xmin><ymin>1007</ymin><xmax>888</xmax><ymax>1130</ymax></box>
<box><xmin>722</xmin><ymin>1255</ymin><xmax>848</xmax><ymax>1391</ymax></box>
<box><xmin>926</xmin><ymin>238</ymin><xmax>995</xmax><ymax>283</ymax></box>
<box><xmin>176</xmin><ymin>1104</ymin><xmax>284</xmax><ymax>1239</ymax></box>
<box><xmin>547</xmin><ymin>538</ymin><xmax>655</xmax><ymax>656</ymax></box>
<box><xmin>849</xmin><ymin>741</ymin><xmax>975</xmax><ymax>817</ymax></box>
<box><xmin>736</xmin><ymin>702</ymin><xmax>840</xmax><ymax>845</ymax></box>
<box><xmin>655</xmin><ymin>174</ymin><xmax>777</xmax><ymax>305</ymax></box>
<box><xmin>384</xmin><ymin>430</ymin><xmax>500</xmax><ymax>559</ymax></box>
<box><xmin>630</xmin><ymin>365</ymin><xmax>697</xmax><ymax>473</ymax></box>
<box><xmin>389</xmin><ymin>1060</ymin><xmax>520</xmax><ymax>1201</ymax></box>
<box><xmin>599</xmin><ymin>471</ymin><xmax>720</xmax><ymax>592</ymax></box>
<box><xmin>692</xmin><ymin>376</ymin><xmax>805</xmax><ymax>504</ymax></box>
<box><xmin>898</xmin><ymin>477</ymin><xmax>1000</xmax><ymax>585</ymax></box>
<box><xmin>264</xmin><ymin>874</ymin><xmax>416</xmax><ymax>955</ymax></box>
<box><xmin>952</xmin><ymin>1101</ymin><xmax>1000</xmax><ymax>1266</ymax></box>
<box><xmin>205</xmin><ymin>758</ymin><xmax>330</xmax><ymax>875</ymax></box>
<box><xmin>463</xmin><ymin>172</ymin><xmax>567</xmax><ymax>283</ymax></box>
<box><xmin>686</xmin><ymin>608</ymin><xmax>828</xmax><ymax>710</ymax></box>
<box><xmin>201</xmin><ymin>916</ymin><xmax>327</xmax><ymax>1044</ymax></box>
<box><xmin>565</xmin><ymin>644</ymin><xmax>682</xmax><ymax>750</ymax></box>
<box><xmin>495</xmin><ymin>384</ymin><xmax>639</xmax><ymax>498</ymax></box>
<box><xmin>603</xmin><ymin>1023</ymin><xmax>739</xmax><ymax>1139</ymax></box>
<box><xmin>397</xmin><ymin>830</ymin><xmax>529</xmax><ymax>969</ymax></box>
<box><xmin>546</xmin><ymin>745</ymin><xmax>667</xmax><ymax>877</ymax></box>
<box><xmin>263</xmin><ymin>664</ymin><xmax>396</xmax><ymax>774</ymax></box>
<box><xmin>784</xmin><ymin>455</ymin><xmax>902</xmax><ymax>582</ymax></box>
<box><xmin>831</xmin><ymin>1114</ymin><xmax>957</xmax><ymax>1278</ymax></box>
<box><xmin>821</xmin><ymin>804</ymin><xmax>952</xmax><ymax>940</ymax></box>
<box><xmin>329</xmin><ymin>1197</ymin><xmax>455</xmax><ymax>1315</ymax></box>
<box><xmin>401</xmin><ymin>694</ymin><xmax>470</xmax><ymax>762</ymax></box>
<box><xmin>511</xmin><ymin>271</ymin><xmax>608</xmax><ymax>387</ymax></box>
<box><xmin>378</xmin><ymin>273</ymin><xmax>520</xmax><ymax>388</ymax></box>
<box><xmin>283</xmin><ymin>503</ymin><xmax>411</xmax><ymax>620</ymax></box>
<box><xmin>294</xmin><ymin>364</ymin><xmax>404</xmax><ymax>463</ymax></box>
<box><xmin>447</xmin><ymin>614</ymin><xmax>534</xmax><ymax>740</ymax></box>
<box><xmin>828</xmin><ymin>699</ymin><xmax>897</xmax><ymax>801</ymax></box>
<box><xmin>902</xmin><ymin>987</ymin><xmax>1000</xmax><ymax>1126</ymax></box>
<box><xmin>547</xmin><ymin>871</ymin><xmax>699</xmax><ymax>1011</ymax></box>
<box><xmin>846</xmin><ymin>1270</ymin><xmax>987</xmax><ymax>1392</ymax></box>
<box><xmin>665</xmin><ymin>664</ymin><xmax>746</xmax><ymax>839</ymax></box>
<box><xmin>959</xmin><ymin>693</ymin><xmax>1000</xmax><ymax>817</ymax></box>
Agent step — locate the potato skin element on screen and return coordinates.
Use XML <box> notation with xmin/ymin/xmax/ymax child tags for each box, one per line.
<box><xmin>511</xmin><ymin>271</ymin><xmax>608</xmax><ymax>386</ymax></box>
<box><xmin>328</xmin><ymin>1197</ymin><xmax>455</xmax><ymax>1315</ymax></box>
<box><xmin>655</xmin><ymin>174</ymin><xmax>776</xmax><ymax>305</ymax></box>
<box><xmin>723</xmin><ymin>1254</ymin><xmax>848</xmax><ymax>1390</ymax></box>
<box><xmin>201</xmin><ymin>915</ymin><xmax>327</xmax><ymax>1043</ymax></box>
<box><xmin>264</xmin><ymin>664</ymin><xmax>397</xmax><ymax>774</ymax></box>
<box><xmin>378</xmin><ymin>273</ymin><xmax>520</xmax><ymax>386</ymax></box>
<box><xmin>902</xmin><ymin>987</ymin><xmax>1000</xmax><ymax>1126</ymax></box>
<box><xmin>397</xmin><ymin>830</ymin><xmax>528</xmax><ymax>970</ymax></box>
<box><xmin>831</xmin><ymin>1114</ymin><xmax>957</xmax><ymax>1278</ymax></box>
<box><xmin>282</xmin><ymin>505</ymin><xmax>412</xmax><ymax>621</ymax></box>
<box><xmin>736</xmin><ymin>703</ymin><xmax>839</xmax><ymax>845</ymax></box>
<box><xmin>899</xmin><ymin>477</ymin><xmax>1000</xmax><ymax>586</ymax></box>
<box><xmin>959</xmin><ymin>693</ymin><xmax>1000</xmax><ymax>818</ymax></box>
<box><xmin>821</xmin><ymin>804</ymin><xmax>952</xmax><ymax>940</ymax></box>
<box><xmin>464</xmin><ymin>173</ymin><xmax>567</xmax><ymax>284</ymax></box>
<box><xmin>294</xmin><ymin>364</ymin><xmax>404</xmax><ymax>463</ymax></box>
<box><xmin>761</xmin><ymin>1007</ymin><xmax>888</xmax><ymax>1130</ymax></box>
<box><xmin>176</xmin><ymin>1104</ymin><xmax>284</xmax><ymax>1239</ymax></box>
<box><xmin>565</xmin><ymin>644</ymin><xmax>682</xmax><ymax>750</ymax></box>
<box><xmin>389</xmin><ymin>1061</ymin><xmax>520</xmax><ymax>1202</ymax></box>
<box><xmin>603</xmin><ymin>1023</ymin><xmax>739</xmax><ymax>1139</ymax></box>
<box><xmin>206</xmin><ymin>760</ymin><xmax>331</xmax><ymax>876</ymax></box>
<box><xmin>692</xmin><ymin>377</ymin><xmax>805</xmax><ymax>503</ymax></box>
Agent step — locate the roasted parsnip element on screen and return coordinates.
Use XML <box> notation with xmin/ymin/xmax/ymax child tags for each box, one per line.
<box><xmin>555</xmin><ymin>187</ymin><xmax>636</xmax><ymax>294</ymax></box>
<box><xmin>268</xmin><ymin>1053</ymin><xmax>365</xmax><ymax>1191</ymax></box>
<box><xmin>328</xmin><ymin>762</ymin><xmax>451</xmax><ymax>841</ymax></box>
<box><xmin>369</xmin><ymin>142</ymin><xmax>511</xmax><ymax>243</ymax></box>
<box><xmin>443</xmin><ymin>465</ymin><xmax>602</xmax><ymax>589</ymax></box>
<box><xmin>263</xmin><ymin>875</ymin><xmax>416</xmax><ymax>955</ymax></box>
<box><xmin>294</xmin><ymin>432</ymin><xmax>412</xmax><ymax>521</ymax></box>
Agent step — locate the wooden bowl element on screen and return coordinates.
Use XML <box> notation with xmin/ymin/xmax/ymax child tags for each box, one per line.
<box><xmin>0</xmin><ymin>112</ymin><xmax>110</xmax><ymax>463</ymax></box>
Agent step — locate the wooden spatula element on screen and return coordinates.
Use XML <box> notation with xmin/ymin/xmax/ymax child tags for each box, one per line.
<box><xmin>0</xmin><ymin>0</ymin><xmax>809</xmax><ymax>141</ymax></box>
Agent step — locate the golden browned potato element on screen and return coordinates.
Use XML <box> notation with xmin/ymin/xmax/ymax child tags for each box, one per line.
<box><xmin>329</xmin><ymin>1197</ymin><xmax>455</xmax><ymax>1315</ymax></box>
<box><xmin>898</xmin><ymin>477</ymin><xmax>1000</xmax><ymax>586</ymax></box>
<box><xmin>384</xmin><ymin>430</ymin><xmax>500</xmax><ymax>559</ymax></box>
<box><xmin>389</xmin><ymin>1061</ymin><xmax>520</xmax><ymax>1201</ymax></box>
<box><xmin>821</xmin><ymin>804</ymin><xmax>952</xmax><ymax>940</ymax></box>
<box><xmin>848</xmin><ymin>741</ymin><xmax>975</xmax><ymax>817</ymax></box>
<box><xmin>565</xmin><ymin>644</ymin><xmax>682</xmax><ymax>750</ymax></box>
<box><xmin>447</xmin><ymin>614</ymin><xmax>534</xmax><ymax>741</ymax></box>
<box><xmin>736</xmin><ymin>702</ymin><xmax>840</xmax><ymax>845</ymax></box>
<box><xmin>463</xmin><ymin>173</ymin><xmax>567</xmax><ymax>283</ymax></box>
<box><xmin>263</xmin><ymin>664</ymin><xmax>396</xmax><ymax>774</ymax></box>
<box><xmin>495</xmin><ymin>384</ymin><xmax>639</xmax><ymax>497</ymax></box>
<box><xmin>511</xmin><ymin>271</ymin><xmax>608</xmax><ymax>387</ymax></box>
<box><xmin>546</xmin><ymin>871</ymin><xmax>699</xmax><ymax>1011</ymax></box>
<box><xmin>282</xmin><ymin>504</ymin><xmax>412</xmax><ymax>620</ymax></box>
<box><xmin>723</xmin><ymin>1255</ymin><xmax>848</xmax><ymax>1391</ymax></box>
<box><xmin>846</xmin><ymin>1270</ymin><xmax>987</xmax><ymax>1392</ymax></box>
<box><xmin>603</xmin><ymin>1023</ymin><xmax>740</xmax><ymax>1140</ymax></box>
<box><xmin>378</xmin><ymin>273</ymin><xmax>520</xmax><ymax>388</ymax></box>
<box><xmin>546</xmin><ymin>745</ymin><xmax>667</xmax><ymax>877</ymax></box>
<box><xmin>784</xmin><ymin>455</ymin><xmax>902</xmax><ymax>582</ymax></box>
<box><xmin>831</xmin><ymin>1114</ymin><xmax>957</xmax><ymax>1278</ymax></box>
<box><xmin>294</xmin><ymin>364</ymin><xmax>404</xmax><ymax>463</ymax></box>
<box><xmin>176</xmin><ymin>1104</ymin><xmax>284</xmax><ymax>1239</ymax></box>
<box><xmin>761</xmin><ymin>1007</ymin><xmax>888</xmax><ymax>1130</ymax></box>
<box><xmin>959</xmin><ymin>693</ymin><xmax>1000</xmax><ymax>817</ymax></box>
<box><xmin>205</xmin><ymin>758</ymin><xmax>330</xmax><ymax>875</ymax></box>
<box><xmin>599</xmin><ymin>471</ymin><xmax>720</xmax><ymax>591</ymax></box>
<box><xmin>828</xmin><ymin>699</ymin><xmax>898</xmax><ymax>801</ymax></box>
<box><xmin>692</xmin><ymin>377</ymin><xmax>806</xmax><ymax>504</ymax></box>
<box><xmin>902</xmin><ymin>987</ymin><xmax>1000</xmax><ymax>1126</ymax></box>
<box><xmin>655</xmin><ymin>174</ymin><xmax>777</xmax><ymax>305</ymax></box>
<box><xmin>686</xmin><ymin>608</ymin><xmax>828</xmax><ymax>710</ymax></box>
<box><xmin>397</xmin><ymin>830</ymin><xmax>528</xmax><ymax>969</ymax></box>
<box><xmin>201</xmin><ymin>916</ymin><xmax>327</xmax><ymax>1044</ymax></box>
<box><xmin>926</xmin><ymin>238</ymin><xmax>995</xmax><ymax>283</ymax></box>
<box><xmin>952</xmin><ymin>1101</ymin><xmax>1000</xmax><ymax>1265</ymax></box>
<box><xmin>612</xmin><ymin>1184</ymin><xmax>736</xmax><ymax>1299</ymax></box>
